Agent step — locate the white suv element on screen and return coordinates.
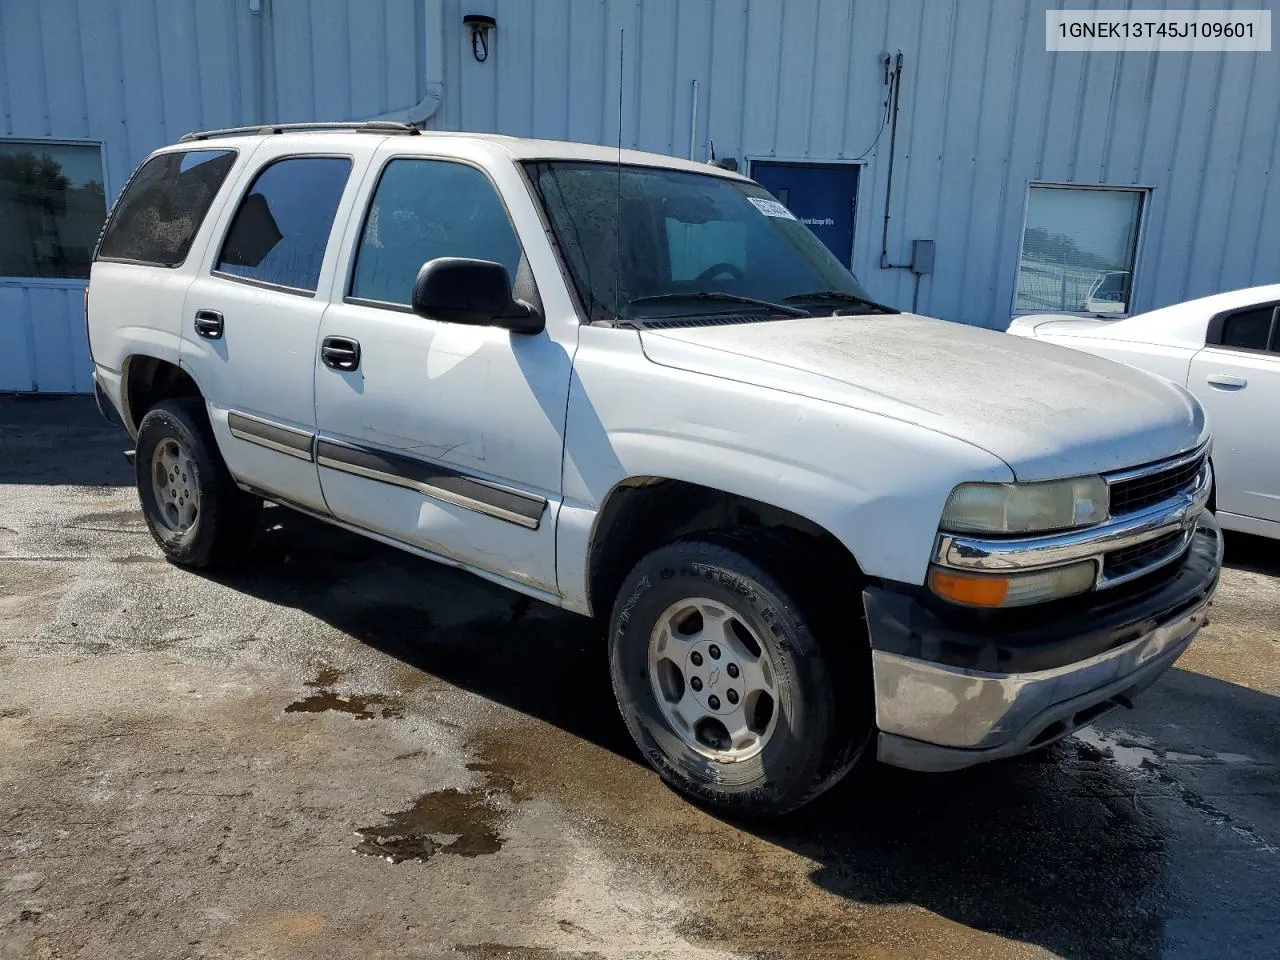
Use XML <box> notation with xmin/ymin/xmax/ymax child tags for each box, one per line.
<box><xmin>87</xmin><ymin>122</ymin><xmax>1221</xmax><ymax>816</ymax></box>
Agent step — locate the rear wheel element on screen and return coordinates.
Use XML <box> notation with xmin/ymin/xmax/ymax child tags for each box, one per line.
<box><xmin>135</xmin><ymin>398</ymin><xmax>259</xmax><ymax>568</ymax></box>
<box><xmin>609</xmin><ymin>537</ymin><xmax>870</xmax><ymax>817</ymax></box>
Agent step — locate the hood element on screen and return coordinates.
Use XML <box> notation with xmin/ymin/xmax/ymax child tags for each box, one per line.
<box><xmin>640</xmin><ymin>314</ymin><xmax>1207</xmax><ymax>482</ymax></box>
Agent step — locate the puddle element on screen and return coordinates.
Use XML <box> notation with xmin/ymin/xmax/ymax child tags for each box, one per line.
<box><xmin>285</xmin><ymin>667</ymin><xmax>403</xmax><ymax>719</ymax></box>
<box><xmin>1076</xmin><ymin>728</ymin><xmax>1277</xmax><ymax>854</ymax></box>
<box><xmin>284</xmin><ymin>691</ymin><xmax>403</xmax><ymax>720</ymax></box>
<box><xmin>354</xmin><ymin>762</ymin><xmax>514</xmax><ymax>864</ymax></box>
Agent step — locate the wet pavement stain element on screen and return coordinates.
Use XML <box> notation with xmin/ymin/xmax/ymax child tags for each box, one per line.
<box><xmin>354</xmin><ymin>762</ymin><xmax>514</xmax><ymax>864</ymax></box>
<box><xmin>285</xmin><ymin>667</ymin><xmax>403</xmax><ymax>719</ymax></box>
<box><xmin>284</xmin><ymin>690</ymin><xmax>403</xmax><ymax>720</ymax></box>
<box><xmin>305</xmin><ymin>666</ymin><xmax>346</xmax><ymax>688</ymax></box>
<box><xmin>452</xmin><ymin>947</ymin><xmax>607</xmax><ymax>960</ymax></box>
<box><xmin>112</xmin><ymin>553</ymin><xmax>159</xmax><ymax>565</ymax></box>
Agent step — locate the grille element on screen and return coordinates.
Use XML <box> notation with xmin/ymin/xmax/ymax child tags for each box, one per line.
<box><xmin>1108</xmin><ymin>451</ymin><xmax>1205</xmax><ymax>515</ymax></box>
<box><xmin>1103</xmin><ymin>530</ymin><xmax>1188</xmax><ymax>580</ymax></box>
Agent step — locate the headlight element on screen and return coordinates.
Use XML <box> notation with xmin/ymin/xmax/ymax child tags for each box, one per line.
<box><xmin>929</xmin><ymin>560</ymin><xmax>1097</xmax><ymax>608</ymax></box>
<box><xmin>940</xmin><ymin>476</ymin><xmax>1109</xmax><ymax>534</ymax></box>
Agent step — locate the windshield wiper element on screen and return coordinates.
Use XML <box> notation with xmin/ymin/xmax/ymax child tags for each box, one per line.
<box><xmin>627</xmin><ymin>292</ymin><xmax>809</xmax><ymax>317</ymax></box>
<box><xmin>782</xmin><ymin>290</ymin><xmax>897</xmax><ymax>314</ymax></box>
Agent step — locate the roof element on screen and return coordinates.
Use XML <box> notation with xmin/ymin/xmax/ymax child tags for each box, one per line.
<box><xmin>172</xmin><ymin>121</ymin><xmax>750</xmax><ymax>181</ymax></box>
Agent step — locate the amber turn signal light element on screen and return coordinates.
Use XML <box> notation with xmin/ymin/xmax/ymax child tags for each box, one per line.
<box><xmin>928</xmin><ymin>569</ymin><xmax>1011</xmax><ymax>608</ymax></box>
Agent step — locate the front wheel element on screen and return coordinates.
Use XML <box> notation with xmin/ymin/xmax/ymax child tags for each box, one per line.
<box><xmin>608</xmin><ymin>538</ymin><xmax>870</xmax><ymax>817</ymax></box>
<box><xmin>135</xmin><ymin>398</ymin><xmax>260</xmax><ymax>568</ymax></box>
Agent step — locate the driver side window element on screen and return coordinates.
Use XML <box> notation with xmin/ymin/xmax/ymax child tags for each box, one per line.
<box><xmin>349</xmin><ymin>159</ymin><xmax>522</xmax><ymax>307</ymax></box>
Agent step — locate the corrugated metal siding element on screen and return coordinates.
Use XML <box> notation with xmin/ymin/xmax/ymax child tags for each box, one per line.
<box><xmin>436</xmin><ymin>0</ymin><xmax>1280</xmax><ymax>327</ymax></box>
<box><xmin>0</xmin><ymin>0</ymin><xmax>427</xmax><ymax>391</ymax></box>
<box><xmin>2</xmin><ymin>0</ymin><xmax>1278</xmax><ymax>391</ymax></box>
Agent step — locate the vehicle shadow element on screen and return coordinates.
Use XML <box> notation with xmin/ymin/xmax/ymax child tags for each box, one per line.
<box><xmin>1223</xmin><ymin>529</ymin><xmax>1280</xmax><ymax>576</ymax></box>
<box><xmin>0</xmin><ymin>396</ymin><xmax>133</xmax><ymax>486</ymax></box>
<box><xmin>190</xmin><ymin>505</ymin><xmax>1280</xmax><ymax>960</ymax></box>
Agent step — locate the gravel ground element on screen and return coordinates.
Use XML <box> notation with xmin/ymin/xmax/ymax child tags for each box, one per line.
<box><xmin>1</xmin><ymin>396</ymin><xmax>1277</xmax><ymax>960</ymax></box>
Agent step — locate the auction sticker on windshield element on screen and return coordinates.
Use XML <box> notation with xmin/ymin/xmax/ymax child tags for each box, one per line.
<box><xmin>747</xmin><ymin>197</ymin><xmax>798</xmax><ymax>220</ymax></box>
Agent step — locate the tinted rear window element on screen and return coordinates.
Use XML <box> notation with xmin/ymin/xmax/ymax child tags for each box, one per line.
<box><xmin>1218</xmin><ymin>306</ymin><xmax>1276</xmax><ymax>352</ymax></box>
<box><xmin>97</xmin><ymin>150</ymin><xmax>236</xmax><ymax>266</ymax></box>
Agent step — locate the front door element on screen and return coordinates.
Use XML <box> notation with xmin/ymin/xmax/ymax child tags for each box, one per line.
<box><xmin>750</xmin><ymin>162</ymin><xmax>860</xmax><ymax>269</ymax></box>
<box><xmin>312</xmin><ymin>149</ymin><xmax>575</xmax><ymax>597</ymax></box>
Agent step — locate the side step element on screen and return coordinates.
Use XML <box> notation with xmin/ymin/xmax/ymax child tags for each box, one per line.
<box><xmin>124</xmin><ymin>449</ymin><xmax>136</xmax><ymax>466</ymax></box>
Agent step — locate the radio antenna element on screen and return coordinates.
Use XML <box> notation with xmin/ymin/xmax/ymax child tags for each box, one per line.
<box><xmin>614</xmin><ymin>27</ymin><xmax>624</xmax><ymax>320</ymax></box>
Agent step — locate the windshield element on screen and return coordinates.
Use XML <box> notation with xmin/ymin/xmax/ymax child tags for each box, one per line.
<box><xmin>524</xmin><ymin>161</ymin><xmax>879</xmax><ymax>324</ymax></box>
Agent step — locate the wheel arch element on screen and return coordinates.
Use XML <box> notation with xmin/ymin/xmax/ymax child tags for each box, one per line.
<box><xmin>584</xmin><ymin>475</ymin><xmax>864</xmax><ymax>620</ymax></box>
<box><xmin>122</xmin><ymin>354</ymin><xmax>205</xmax><ymax>436</ymax></box>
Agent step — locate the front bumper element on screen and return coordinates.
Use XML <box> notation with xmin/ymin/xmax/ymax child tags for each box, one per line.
<box><xmin>865</xmin><ymin>514</ymin><xmax>1222</xmax><ymax>773</ymax></box>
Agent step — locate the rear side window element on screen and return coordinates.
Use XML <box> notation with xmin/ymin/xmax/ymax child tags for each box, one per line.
<box><xmin>97</xmin><ymin>150</ymin><xmax>236</xmax><ymax>266</ymax></box>
<box><xmin>215</xmin><ymin>156</ymin><xmax>352</xmax><ymax>293</ymax></box>
<box><xmin>1215</xmin><ymin>305</ymin><xmax>1277</xmax><ymax>352</ymax></box>
<box><xmin>349</xmin><ymin>159</ymin><xmax>521</xmax><ymax>306</ymax></box>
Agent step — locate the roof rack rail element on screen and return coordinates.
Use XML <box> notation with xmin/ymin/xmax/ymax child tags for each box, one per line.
<box><xmin>178</xmin><ymin>120</ymin><xmax>420</xmax><ymax>143</ymax></box>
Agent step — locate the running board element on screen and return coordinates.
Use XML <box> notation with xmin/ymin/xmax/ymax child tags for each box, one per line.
<box><xmin>124</xmin><ymin>449</ymin><xmax>135</xmax><ymax>466</ymax></box>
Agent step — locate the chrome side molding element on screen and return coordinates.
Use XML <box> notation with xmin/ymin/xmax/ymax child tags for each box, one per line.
<box><xmin>227</xmin><ymin>410</ymin><xmax>315</xmax><ymax>461</ymax></box>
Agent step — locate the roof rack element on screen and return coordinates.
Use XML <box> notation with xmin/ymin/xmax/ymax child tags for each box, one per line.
<box><xmin>178</xmin><ymin>120</ymin><xmax>420</xmax><ymax>143</ymax></box>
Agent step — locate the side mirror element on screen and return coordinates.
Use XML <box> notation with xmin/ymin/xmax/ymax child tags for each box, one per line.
<box><xmin>410</xmin><ymin>257</ymin><xmax>544</xmax><ymax>334</ymax></box>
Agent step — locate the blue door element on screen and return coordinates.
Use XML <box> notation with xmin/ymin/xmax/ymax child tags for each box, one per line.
<box><xmin>751</xmin><ymin>162</ymin><xmax>860</xmax><ymax>268</ymax></box>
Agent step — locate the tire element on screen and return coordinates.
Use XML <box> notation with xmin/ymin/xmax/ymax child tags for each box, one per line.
<box><xmin>134</xmin><ymin>398</ymin><xmax>259</xmax><ymax>568</ymax></box>
<box><xmin>608</xmin><ymin>537</ymin><xmax>871</xmax><ymax>817</ymax></box>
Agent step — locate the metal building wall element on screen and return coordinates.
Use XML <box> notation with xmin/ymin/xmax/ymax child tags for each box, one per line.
<box><xmin>436</xmin><ymin>0</ymin><xmax>1280</xmax><ymax>328</ymax></box>
<box><xmin>2</xmin><ymin>0</ymin><xmax>1278</xmax><ymax>391</ymax></box>
<box><xmin>0</xmin><ymin>0</ymin><xmax>428</xmax><ymax>392</ymax></box>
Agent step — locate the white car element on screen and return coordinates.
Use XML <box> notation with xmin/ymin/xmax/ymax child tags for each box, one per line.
<box><xmin>1010</xmin><ymin>286</ymin><xmax>1280</xmax><ymax>541</ymax></box>
<box><xmin>87</xmin><ymin>123</ymin><xmax>1220</xmax><ymax>816</ymax></box>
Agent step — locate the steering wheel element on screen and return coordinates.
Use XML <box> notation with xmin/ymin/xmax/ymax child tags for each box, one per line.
<box><xmin>693</xmin><ymin>261</ymin><xmax>745</xmax><ymax>283</ymax></box>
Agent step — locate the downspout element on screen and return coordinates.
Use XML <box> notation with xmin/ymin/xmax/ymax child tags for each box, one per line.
<box><xmin>374</xmin><ymin>0</ymin><xmax>445</xmax><ymax>127</ymax></box>
<box><xmin>879</xmin><ymin>51</ymin><xmax>909</xmax><ymax>271</ymax></box>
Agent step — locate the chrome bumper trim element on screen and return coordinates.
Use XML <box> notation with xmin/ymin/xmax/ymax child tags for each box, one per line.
<box><xmin>870</xmin><ymin>592</ymin><xmax>1212</xmax><ymax>754</ymax></box>
<box><xmin>934</xmin><ymin>462</ymin><xmax>1211</xmax><ymax>580</ymax></box>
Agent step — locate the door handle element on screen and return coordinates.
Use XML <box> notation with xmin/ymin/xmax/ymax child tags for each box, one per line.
<box><xmin>321</xmin><ymin>336</ymin><xmax>361</xmax><ymax>371</ymax></box>
<box><xmin>1206</xmin><ymin>374</ymin><xmax>1247</xmax><ymax>389</ymax></box>
<box><xmin>193</xmin><ymin>309</ymin><xmax>224</xmax><ymax>340</ymax></box>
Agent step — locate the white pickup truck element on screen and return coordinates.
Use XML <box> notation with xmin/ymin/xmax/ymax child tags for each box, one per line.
<box><xmin>87</xmin><ymin>122</ymin><xmax>1221</xmax><ymax>816</ymax></box>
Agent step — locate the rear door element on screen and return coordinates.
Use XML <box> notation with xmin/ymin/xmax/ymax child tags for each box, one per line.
<box><xmin>179</xmin><ymin>137</ymin><xmax>375</xmax><ymax>511</ymax></box>
<box><xmin>1187</xmin><ymin>302</ymin><xmax>1280</xmax><ymax>524</ymax></box>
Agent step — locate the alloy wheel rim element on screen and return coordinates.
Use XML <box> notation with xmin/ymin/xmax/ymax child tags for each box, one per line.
<box><xmin>150</xmin><ymin>439</ymin><xmax>199</xmax><ymax>534</ymax></box>
<box><xmin>647</xmin><ymin>598</ymin><xmax>779</xmax><ymax>762</ymax></box>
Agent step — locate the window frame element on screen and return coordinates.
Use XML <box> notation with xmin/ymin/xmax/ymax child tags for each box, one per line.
<box><xmin>1205</xmin><ymin>300</ymin><xmax>1280</xmax><ymax>356</ymax></box>
<box><xmin>94</xmin><ymin>146</ymin><xmax>239</xmax><ymax>270</ymax></box>
<box><xmin>0</xmin><ymin>136</ymin><xmax>110</xmax><ymax>282</ymax></box>
<box><xmin>210</xmin><ymin>152</ymin><xmax>355</xmax><ymax>299</ymax></box>
<box><xmin>342</xmin><ymin>154</ymin><xmax>527</xmax><ymax>314</ymax></box>
<box><xmin>1010</xmin><ymin>181</ymin><xmax>1151</xmax><ymax>320</ymax></box>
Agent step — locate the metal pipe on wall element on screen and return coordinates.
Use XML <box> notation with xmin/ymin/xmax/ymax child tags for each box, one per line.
<box><xmin>689</xmin><ymin>80</ymin><xmax>699</xmax><ymax>160</ymax></box>
<box><xmin>879</xmin><ymin>51</ymin><xmax>909</xmax><ymax>271</ymax></box>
